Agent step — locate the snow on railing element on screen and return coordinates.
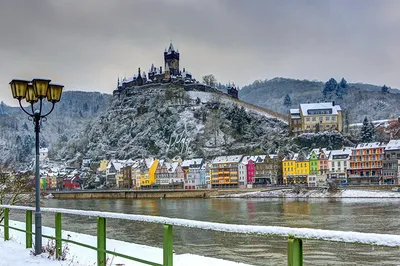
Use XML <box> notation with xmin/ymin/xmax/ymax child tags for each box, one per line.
<box><xmin>1</xmin><ymin>204</ymin><xmax>400</xmax><ymax>247</ymax></box>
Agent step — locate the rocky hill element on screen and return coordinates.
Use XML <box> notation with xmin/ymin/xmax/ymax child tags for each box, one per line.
<box><xmin>0</xmin><ymin>91</ymin><xmax>111</xmax><ymax>168</ymax></box>
<box><xmin>53</xmin><ymin>84</ymin><xmax>291</xmax><ymax>162</ymax></box>
<box><xmin>239</xmin><ymin>77</ymin><xmax>400</xmax><ymax>123</ymax></box>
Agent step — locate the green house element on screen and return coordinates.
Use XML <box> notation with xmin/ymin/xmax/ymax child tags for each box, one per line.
<box><xmin>309</xmin><ymin>150</ymin><xmax>319</xmax><ymax>175</ymax></box>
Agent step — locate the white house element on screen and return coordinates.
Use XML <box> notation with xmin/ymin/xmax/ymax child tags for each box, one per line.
<box><xmin>185</xmin><ymin>158</ymin><xmax>204</xmax><ymax>189</ymax></box>
<box><xmin>39</xmin><ymin>147</ymin><xmax>49</xmax><ymax>163</ymax></box>
<box><xmin>328</xmin><ymin>147</ymin><xmax>352</xmax><ymax>185</ymax></box>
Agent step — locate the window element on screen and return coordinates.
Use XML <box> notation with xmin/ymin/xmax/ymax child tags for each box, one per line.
<box><xmin>332</xmin><ymin>116</ymin><xmax>336</xmax><ymax>121</ymax></box>
<box><xmin>312</xmin><ymin>117</ymin><xmax>316</xmax><ymax>121</ymax></box>
<box><xmin>325</xmin><ymin>116</ymin><xmax>330</xmax><ymax>121</ymax></box>
<box><xmin>306</xmin><ymin>117</ymin><xmax>310</xmax><ymax>122</ymax></box>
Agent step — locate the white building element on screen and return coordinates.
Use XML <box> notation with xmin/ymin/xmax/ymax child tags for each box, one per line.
<box><xmin>39</xmin><ymin>147</ymin><xmax>49</xmax><ymax>163</ymax></box>
<box><xmin>185</xmin><ymin>159</ymin><xmax>204</xmax><ymax>189</ymax></box>
<box><xmin>328</xmin><ymin>147</ymin><xmax>352</xmax><ymax>185</ymax></box>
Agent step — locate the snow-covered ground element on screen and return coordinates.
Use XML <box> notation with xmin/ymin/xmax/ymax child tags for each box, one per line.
<box><xmin>0</xmin><ymin>220</ymin><xmax>251</xmax><ymax>266</ymax></box>
<box><xmin>187</xmin><ymin>91</ymin><xmax>287</xmax><ymax>122</ymax></box>
<box><xmin>0</xmin><ymin>240</ymin><xmax>79</xmax><ymax>266</ymax></box>
<box><xmin>220</xmin><ymin>188</ymin><xmax>400</xmax><ymax>198</ymax></box>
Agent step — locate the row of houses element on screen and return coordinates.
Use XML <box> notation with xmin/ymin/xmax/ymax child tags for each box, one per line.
<box><xmin>99</xmin><ymin>155</ymin><xmax>283</xmax><ymax>189</ymax></box>
<box><xmin>283</xmin><ymin>140</ymin><xmax>400</xmax><ymax>186</ymax></box>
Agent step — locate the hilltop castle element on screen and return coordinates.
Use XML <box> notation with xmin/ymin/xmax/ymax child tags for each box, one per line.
<box><xmin>117</xmin><ymin>43</ymin><xmax>196</xmax><ymax>90</ymax></box>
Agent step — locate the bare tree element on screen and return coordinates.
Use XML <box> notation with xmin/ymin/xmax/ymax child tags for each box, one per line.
<box><xmin>202</xmin><ymin>74</ymin><xmax>217</xmax><ymax>87</ymax></box>
<box><xmin>0</xmin><ymin>170</ymin><xmax>34</xmax><ymax>223</ymax></box>
<box><xmin>205</xmin><ymin>111</ymin><xmax>221</xmax><ymax>147</ymax></box>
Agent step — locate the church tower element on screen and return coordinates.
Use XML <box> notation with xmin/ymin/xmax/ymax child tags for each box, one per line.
<box><xmin>164</xmin><ymin>42</ymin><xmax>180</xmax><ymax>76</ymax></box>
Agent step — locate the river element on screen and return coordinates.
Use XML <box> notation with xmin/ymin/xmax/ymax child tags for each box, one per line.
<box><xmin>12</xmin><ymin>198</ymin><xmax>400</xmax><ymax>265</ymax></box>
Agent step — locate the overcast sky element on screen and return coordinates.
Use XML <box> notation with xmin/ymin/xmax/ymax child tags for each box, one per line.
<box><xmin>1</xmin><ymin>0</ymin><xmax>399</xmax><ymax>105</ymax></box>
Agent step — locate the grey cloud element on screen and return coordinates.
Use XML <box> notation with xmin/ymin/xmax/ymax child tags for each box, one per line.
<box><xmin>0</xmin><ymin>0</ymin><xmax>399</xmax><ymax>105</ymax></box>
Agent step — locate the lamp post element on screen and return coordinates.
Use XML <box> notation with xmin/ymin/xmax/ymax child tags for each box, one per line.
<box><xmin>9</xmin><ymin>78</ymin><xmax>63</xmax><ymax>255</ymax></box>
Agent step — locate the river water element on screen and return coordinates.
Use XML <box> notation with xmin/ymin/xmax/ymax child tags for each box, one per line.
<box><xmin>12</xmin><ymin>198</ymin><xmax>400</xmax><ymax>265</ymax></box>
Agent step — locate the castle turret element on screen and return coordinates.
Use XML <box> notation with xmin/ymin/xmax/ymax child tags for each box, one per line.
<box><xmin>164</xmin><ymin>42</ymin><xmax>180</xmax><ymax>76</ymax></box>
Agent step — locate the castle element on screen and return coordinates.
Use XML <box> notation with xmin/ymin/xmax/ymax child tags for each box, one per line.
<box><xmin>117</xmin><ymin>43</ymin><xmax>195</xmax><ymax>90</ymax></box>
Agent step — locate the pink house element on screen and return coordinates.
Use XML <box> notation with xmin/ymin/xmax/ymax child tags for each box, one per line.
<box><xmin>318</xmin><ymin>151</ymin><xmax>329</xmax><ymax>174</ymax></box>
<box><xmin>247</xmin><ymin>159</ymin><xmax>255</xmax><ymax>183</ymax></box>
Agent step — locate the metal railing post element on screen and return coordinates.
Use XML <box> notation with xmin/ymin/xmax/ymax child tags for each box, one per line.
<box><xmin>163</xmin><ymin>224</ymin><xmax>173</xmax><ymax>266</ymax></box>
<box><xmin>55</xmin><ymin>213</ymin><xmax>62</xmax><ymax>259</ymax></box>
<box><xmin>26</xmin><ymin>210</ymin><xmax>32</xmax><ymax>248</ymax></box>
<box><xmin>4</xmin><ymin>208</ymin><xmax>9</xmax><ymax>241</ymax></box>
<box><xmin>97</xmin><ymin>217</ymin><xmax>106</xmax><ymax>266</ymax></box>
<box><xmin>288</xmin><ymin>237</ymin><xmax>303</xmax><ymax>266</ymax></box>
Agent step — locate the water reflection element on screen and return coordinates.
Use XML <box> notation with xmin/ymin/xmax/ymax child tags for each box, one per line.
<box><xmin>7</xmin><ymin>198</ymin><xmax>400</xmax><ymax>265</ymax></box>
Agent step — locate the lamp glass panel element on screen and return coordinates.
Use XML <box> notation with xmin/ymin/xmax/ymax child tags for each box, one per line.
<box><xmin>47</xmin><ymin>84</ymin><xmax>64</xmax><ymax>102</ymax></box>
<box><xmin>10</xmin><ymin>80</ymin><xmax>29</xmax><ymax>99</ymax></box>
<box><xmin>26</xmin><ymin>84</ymin><xmax>38</xmax><ymax>103</ymax></box>
<box><xmin>32</xmin><ymin>79</ymin><xmax>51</xmax><ymax>98</ymax></box>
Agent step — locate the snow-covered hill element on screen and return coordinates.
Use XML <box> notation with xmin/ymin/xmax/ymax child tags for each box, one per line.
<box><xmin>54</xmin><ymin>84</ymin><xmax>292</xmax><ymax>161</ymax></box>
<box><xmin>0</xmin><ymin>91</ymin><xmax>111</xmax><ymax>168</ymax></box>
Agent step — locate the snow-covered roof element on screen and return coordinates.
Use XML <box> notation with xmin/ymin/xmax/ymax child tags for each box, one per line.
<box><xmin>329</xmin><ymin>148</ymin><xmax>352</xmax><ymax>160</ymax></box>
<box><xmin>144</xmin><ymin>158</ymin><xmax>155</xmax><ymax>168</ymax></box>
<box><xmin>290</xmin><ymin>109</ymin><xmax>300</xmax><ymax>114</ymax></box>
<box><xmin>385</xmin><ymin>140</ymin><xmax>400</xmax><ymax>151</ymax></box>
<box><xmin>241</xmin><ymin>156</ymin><xmax>258</xmax><ymax>165</ymax></box>
<box><xmin>122</xmin><ymin>75</ymin><xmax>137</xmax><ymax>84</ymax></box>
<box><xmin>355</xmin><ymin>142</ymin><xmax>386</xmax><ymax>149</ymax></box>
<box><xmin>39</xmin><ymin>148</ymin><xmax>48</xmax><ymax>153</ymax></box>
<box><xmin>300</xmin><ymin>102</ymin><xmax>341</xmax><ymax>116</ymax></box>
<box><xmin>112</xmin><ymin>162</ymin><xmax>123</xmax><ymax>172</ymax></box>
<box><xmin>212</xmin><ymin>155</ymin><xmax>243</xmax><ymax>164</ymax></box>
<box><xmin>166</xmin><ymin>162</ymin><xmax>179</xmax><ymax>173</ymax></box>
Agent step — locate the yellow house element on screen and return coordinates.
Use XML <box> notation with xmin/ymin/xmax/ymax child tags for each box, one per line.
<box><xmin>140</xmin><ymin>159</ymin><xmax>159</xmax><ymax>187</ymax></box>
<box><xmin>282</xmin><ymin>156</ymin><xmax>296</xmax><ymax>185</ymax></box>
<box><xmin>294</xmin><ymin>154</ymin><xmax>309</xmax><ymax>184</ymax></box>
<box><xmin>98</xmin><ymin>160</ymin><xmax>109</xmax><ymax>173</ymax></box>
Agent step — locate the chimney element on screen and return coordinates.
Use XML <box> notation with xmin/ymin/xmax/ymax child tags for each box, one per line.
<box><xmin>138</xmin><ymin>67</ymin><xmax>141</xmax><ymax>76</ymax></box>
<box><xmin>160</xmin><ymin>66</ymin><xmax>162</xmax><ymax>73</ymax></box>
<box><xmin>183</xmin><ymin>68</ymin><xmax>186</xmax><ymax>72</ymax></box>
<box><xmin>332</xmin><ymin>101</ymin><xmax>335</xmax><ymax>106</ymax></box>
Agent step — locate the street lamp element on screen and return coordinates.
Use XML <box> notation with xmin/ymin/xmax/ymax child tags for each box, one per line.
<box><xmin>9</xmin><ymin>78</ymin><xmax>63</xmax><ymax>255</ymax></box>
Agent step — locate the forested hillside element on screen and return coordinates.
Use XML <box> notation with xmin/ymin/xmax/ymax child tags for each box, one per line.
<box><xmin>240</xmin><ymin>77</ymin><xmax>400</xmax><ymax>123</ymax></box>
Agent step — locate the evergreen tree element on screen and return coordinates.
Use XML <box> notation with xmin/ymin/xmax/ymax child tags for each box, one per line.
<box><xmin>360</xmin><ymin>117</ymin><xmax>376</xmax><ymax>142</ymax></box>
<box><xmin>381</xmin><ymin>85</ymin><xmax>389</xmax><ymax>94</ymax></box>
<box><xmin>336</xmin><ymin>78</ymin><xmax>348</xmax><ymax>98</ymax></box>
<box><xmin>323</xmin><ymin>78</ymin><xmax>338</xmax><ymax>100</ymax></box>
<box><xmin>283</xmin><ymin>94</ymin><xmax>292</xmax><ymax>108</ymax></box>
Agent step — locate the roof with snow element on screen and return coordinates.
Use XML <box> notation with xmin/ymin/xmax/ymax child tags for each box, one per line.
<box><xmin>39</xmin><ymin>148</ymin><xmax>48</xmax><ymax>153</ymax></box>
<box><xmin>165</xmin><ymin>162</ymin><xmax>179</xmax><ymax>173</ymax></box>
<box><xmin>212</xmin><ymin>155</ymin><xmax>243</xmax><ymax>164</ymax></box>
<box><xmin>385</xmin><ymin>140</ymin><xmax>400</xmax><ymax>151</ymax></box>
<box><xmin>290</xmin><ymin>109</ymin><xmax>300</xmax><ymax>114</ymax></box>
<box><xmin>241</xmin><ymin>156</ymin><xmax>258</xmax><ymax>165</ymax></box>
<box><xmin>355</xmin><ymin>142</ymin><xmax>386</xmax><ymax>149</ymax></box>
<box><xmin>300</xmin><ymin>102</ymin><xmax>341</xmax><ymax>116</ymax></box>
<box><xmin>329</xmin><ymin>148</ymin><xmax>352</xmax><ymax>160</ymax></box>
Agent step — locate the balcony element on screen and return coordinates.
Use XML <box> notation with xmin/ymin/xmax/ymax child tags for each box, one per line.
<box><xmin>348</xmin><ymin>175</ymin><xmax>380</xmax><ymax>179</ymax></box>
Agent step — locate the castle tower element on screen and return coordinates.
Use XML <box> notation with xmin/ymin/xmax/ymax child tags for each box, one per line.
<box><xmin>164</xmin><ymin>42</ymin><xmax>180</xmax><ymax>76</ymax></box>
<box><xmin>164</xmin><ymin>63</ymin><xmax>170</xmax><ymax>81</ymax></box>
<box><xmin>136</xmin><ymin>67</ymin><xmax>144</xmax><ymax>86</ymax></box>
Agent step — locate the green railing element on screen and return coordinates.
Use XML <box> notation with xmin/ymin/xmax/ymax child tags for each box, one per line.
<box><xmin>1</xmin><ymin>205</ymin><xmax>400</xmax><ymax>266</ymax></box>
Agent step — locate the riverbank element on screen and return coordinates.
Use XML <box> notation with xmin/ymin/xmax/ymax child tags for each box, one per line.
<box><xmin>218</xmin><ymin>189</ymin><xmax>400</xmax><ymax>198</ymax></box>
<box><xmin>1</xmin><ymin>220</ymin><xmax>251</xmax><ymax>266</ymax></box>
<box><xmin>49</xmin><ymin>188</ymin><xmax>263</xmax><ymax>199</ymax></box>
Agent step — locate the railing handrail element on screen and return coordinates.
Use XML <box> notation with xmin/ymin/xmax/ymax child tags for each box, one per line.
<box><xmin>1</xmin><ymin>204</ymin><xmax>400</xmax><ymax>247</ymax></box>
